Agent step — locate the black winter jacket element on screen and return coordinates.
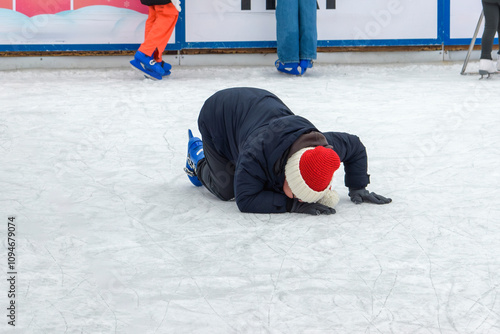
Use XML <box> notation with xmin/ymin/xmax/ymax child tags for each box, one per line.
<box><xmin>197</xmin><ymin>87</ymin><xmax>370</xmax><ymax>213</ymax></box>
<box><xmin>140</xmin><ymin>0</ymin><xmax>171</xmax><ymax>6</ymax></box>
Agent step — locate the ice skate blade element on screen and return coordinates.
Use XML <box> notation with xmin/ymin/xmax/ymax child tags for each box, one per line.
<box><xmin>480</xmin><ymin>70</ymin><xmax>491</xmax><ymax>80</ymax></box>
<box><xmin>461</xmin><ymin>71</ymin><xmax>498</xmax><ymax>79</ymax></box>
<box><xmin>479</xmin><ymin>69</ymin><xmax>489</xmax><ymax>79</ymax></box>
<box><xmin>130</xmin><ymin>59</ymin><xmax>162</xmax><ymax>80</ymax></box>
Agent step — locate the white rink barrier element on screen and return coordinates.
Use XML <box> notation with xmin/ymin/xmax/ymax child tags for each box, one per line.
<box><xmin>0</xmin><ymin>0</ymin><xmax>490</xmax><ymax>52</ymax></box>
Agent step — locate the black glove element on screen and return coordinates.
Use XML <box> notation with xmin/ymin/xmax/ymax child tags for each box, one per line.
<box><xmin>349</xmin><ymin>188</ymin><xmax>392</xmax><ymax>205</ymax></box>
<box><xmin>290</xmin><ymin>199</ymin><xmax>336</xmax><ymax>215</ymax></box>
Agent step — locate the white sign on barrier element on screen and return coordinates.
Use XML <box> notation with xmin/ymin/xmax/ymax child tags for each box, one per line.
<box><xmin>450</xmin><ymin>1</ymin><xmax>483</xmax><ymax>39</ymax></box>
<box><xmin>0</xmin><ymin>6</ymin><xmax>173</xmax><ymax>45</ymax></box>
<box><xmin>186</xmin><ymin>0</ymin><xmax>438</xmax><ymax>43</ymax></box>
<box><xmin>319</xmin><ymin>0</ymin><xmax>437</xmax><ymax>41</ymax></box>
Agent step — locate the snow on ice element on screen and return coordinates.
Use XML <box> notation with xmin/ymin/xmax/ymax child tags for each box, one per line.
<box><xmin>0</xmin><ymin>62</ymin><xmax>499</xmax><ymax>333</ymax></box>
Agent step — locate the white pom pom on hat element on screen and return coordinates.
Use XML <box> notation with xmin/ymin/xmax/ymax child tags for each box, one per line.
<box><xmin>284</xmin><ymin>146</ymin><xmax>341</xmax><ymax>204</ymax></box>
<box><xmin>317</xmin><ymin>188</ymin><xmax>340</xmax><ymax>208</ymax></box>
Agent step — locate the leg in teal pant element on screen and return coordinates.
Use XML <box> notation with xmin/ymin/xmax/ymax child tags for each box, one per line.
<box><xmin>275</xmin><ymin>0</ymin><xmax>317</xmax><ymax>75</ymax></box>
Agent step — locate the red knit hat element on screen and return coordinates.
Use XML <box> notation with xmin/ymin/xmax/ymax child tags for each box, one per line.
<box><xmin>285</xmin><ymin>146</ymin><xmax>341</xmax><ymax>203</ymax></box>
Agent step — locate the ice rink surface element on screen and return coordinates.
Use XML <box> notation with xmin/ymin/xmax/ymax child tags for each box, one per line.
<box><xmin>1</xmin><ymin>62</ymin><xmax>499</xmax><ymax>333</ymax></box>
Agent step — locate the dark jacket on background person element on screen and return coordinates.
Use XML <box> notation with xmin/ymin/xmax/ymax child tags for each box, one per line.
<box><xmin>140</xmin><ymin>0</ymin><xmax>171</xmax><ymax>6</ymax></box>
<box><xmin>197</xmin><ymin>87</ymin><xmax>370</xmax><ymax>213</ymax></box>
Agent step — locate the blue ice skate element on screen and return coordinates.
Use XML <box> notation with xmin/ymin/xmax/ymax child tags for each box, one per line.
<box><xmin>160</xmin><ymin>61</ymin><xmax>172</xmax><ymax>76</ymax></box>
<box><xmin>184</xmin><ymin>129</ymin><xmax>204</xmax><ymax>187</ymax></box>
<box><xmin>275</xmin><ymin>59</ymin><xmax>303</xmax><ymax>76</ymax></box>
<box><xmin>130</xmin><ymin>51</ymin><xmax>165</xmax><ymax>80</ymax></box>
<box><xmin>150</xmin><ymin>49</ymin><xmax>172</xmax><ymax>75</ymax></box>
<box><xmin>299</xmin><ymin>59</ymin><xmax>313</xmax><ymax>74</ymax></box>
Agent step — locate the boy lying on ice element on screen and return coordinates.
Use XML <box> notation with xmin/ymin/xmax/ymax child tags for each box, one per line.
<box><xmin>184</xmin><ymin>87</ymin><xmax>391</xmax><ymax>215</ymax></box>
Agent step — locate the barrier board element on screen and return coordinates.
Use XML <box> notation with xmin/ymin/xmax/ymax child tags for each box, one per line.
<box><xmin>0</xmin><ymin>0</ymin><xmax>490</xmax><ymax>51</ymax></box>
<box><xmin>186</xmin><ymin>0</ymin><xmax>437</xmax><ymax>43</ymax></box>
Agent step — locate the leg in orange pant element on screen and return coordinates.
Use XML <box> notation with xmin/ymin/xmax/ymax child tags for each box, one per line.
<box><xmin>139</xmin><ymin>4</ymin><xmax>178</xmax><ymax>68</ymax></box>
<box><xmin>131</xmin><ymin>3</ymin><xmax>179</xmax><ymax>80</ymax></box>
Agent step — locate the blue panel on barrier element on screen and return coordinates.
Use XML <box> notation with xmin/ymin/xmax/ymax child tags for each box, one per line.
<box><xmin>438</xmin><ymin>0</ymin><xmax>450</xmax><ymax>44</ymax></box>
<box><xmin>183</xmin><ymin>39</ymin><xmax>442</xmax><ymax>50</ymax></box>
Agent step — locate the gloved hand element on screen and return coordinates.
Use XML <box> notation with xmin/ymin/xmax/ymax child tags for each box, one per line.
<box><xmin>348</xmin><ymin>188</ymin><xmax>392</xmax><ymax>205</ymax></box>
<box><xmin>171</xmin><ymin>0</ymin><xmax>181</xmax><ymax>12</ymax></box>
<box><xmin>290</xmin><ymin>199</ymin><xmax>336</xmax><ymax>215</ymax></box>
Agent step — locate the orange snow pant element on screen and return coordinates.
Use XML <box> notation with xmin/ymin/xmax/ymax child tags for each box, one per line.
<box><xmin>138</xmin><ymin>3</ymin><xmax>179</xmax><ymax>63</ymax></box>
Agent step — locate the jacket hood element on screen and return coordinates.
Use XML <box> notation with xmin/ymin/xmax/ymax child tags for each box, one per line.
<box><xmin>261</xmin><ymin>115</ymin><xmax>319</xmax><ymax>178</ymax></box>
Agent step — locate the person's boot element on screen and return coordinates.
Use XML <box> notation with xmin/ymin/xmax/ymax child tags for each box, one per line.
<box><xmin>479</xmin><ymin>59</ymin><xmax>497</xmax><ymax>78</ymax></box>
<box><xmin>299</xmin><ymin>59</ymin><xmax>313</xmax><ymax>75</ymax></box>
<box><xmin>152</xmin><ymin>49</ymin><xmax>172</xmax><ymax>76</ymax></box>
<box><xmin>184</xmin><ymin>129</ymin><xmax>204</xmax><ymax>187</ymax></box>
<box><xmin>130</xmin><ymin>51</ymin><xmax>165</xmax><ymax>80</ymax></box>
<box><xmin>275</xmin><ymin>60</ymin><xmax>303</xmax><ymax>76</ymax></box>
<box><xmin>160</xmin><ymin>61</ymin><xmax>172</xmax><ymax>76</ymax></box>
